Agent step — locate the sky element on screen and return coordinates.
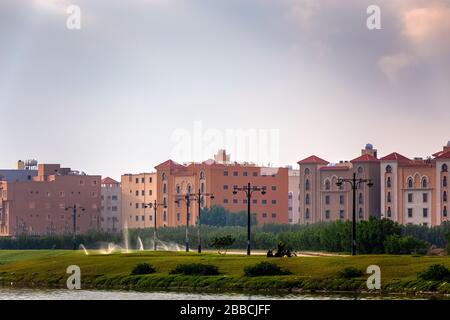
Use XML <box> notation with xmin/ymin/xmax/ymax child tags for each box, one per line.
<box><xmin>1</xmin><ymin>0</ymin><xmax>449</xmax><ymax>180</ymax></box>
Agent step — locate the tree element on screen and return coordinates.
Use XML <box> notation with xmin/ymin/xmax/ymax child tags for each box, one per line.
<box><xmin>210</xmin><ymin>235</ymin><xmax>235</xmax><ymax>254</ymax></box>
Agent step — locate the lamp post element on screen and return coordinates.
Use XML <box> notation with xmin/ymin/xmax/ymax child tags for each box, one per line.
<box><xmin>144</xmin><ymin>200</ymin><xmax>167</xmax><ymax>251</ymax></box>
<box><xmin>65</xmin><ymin>204</ymin><xmax>85</xmax><ymax>250</ymax></box>
<box><xmin>175</xmin><ymin>194</ymin><xmax>192</xmax><ymax>252</ymax></box>
<box><xmin>233</xmin><ymin>183</ymin><xmax>266</xmax><ymax>256</ymax></box>
<box><xmin>336</xmin><ymin>172</ymin><xmax>373</xmax><ymax>256</ymax></box>
<box><xmin>193</xmin><ymin>189</ymin><xmax>214</xmax><ymax>253</ymax></box>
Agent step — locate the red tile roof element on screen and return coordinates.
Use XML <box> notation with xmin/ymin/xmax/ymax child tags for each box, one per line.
<box><xmin>319</xmin><ymin>166</ymin><xmax>350</xmax><ymax>171</ymax></box>
<box><xmin>435</xmin><ymin>150</ymin><xmax>450</xmax><ymax>160</ymax></box>
<box><xmin>154</xmin><ymin>159</ymin><xmax>184</xmax><ymax>170</ymax></box>
<box><xmin>101</xmin><ymin>177</ymin><xmax>119</xmax><ymax>185</ymax></box>
<box><xmin>351</xmin><ymin>154</ymin><xmax>380</xmax><ymax>163</ymax></box>
<box><xmin>379</xmin><ymin>152</ymin><xmax>411</xmax><ymax>162</ymax></box>
<box><xmin>297</xmin><ymin>155</ymin><xmax>329</xmax><ymax>165</ymax></box>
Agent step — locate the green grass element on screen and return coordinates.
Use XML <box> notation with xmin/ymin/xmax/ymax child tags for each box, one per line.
<box><xmin>0</xmin><ymin>250</ymin><xmax>450</xmax><ymax>294</ymax></box>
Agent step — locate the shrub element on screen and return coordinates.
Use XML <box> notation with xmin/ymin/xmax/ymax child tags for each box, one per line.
<box><xmin>384</xmin><ymin>234</ymin><xmax>429</xmax><ymax>254</ymax></box>
<box><xmin>170</xmin><ymin>263</ymin><xmax>219</xmax><ymax>276</ymax></box>
<box><xmin>418</xmin><ymin>264</ymin><xmax>450</xmax><ymax>281</ymax></box>
<box><xmin>337</xmin><ymin>267</ymin><xmax>363</xmax><ymax>279</ymax></box>
<box><xmin>130</xmin><ymin>263</ymin><xmax>156</xmax><ymax>275</ymax></box>
<box><xmin>244</xmin><ymin>262</ymin><xmax>291</xmax><ymax>277</ymax></box>
<box><xmin>210</xmin><ymin>235</ymin><xmax>235</xmax><ymax>254</ymax></box>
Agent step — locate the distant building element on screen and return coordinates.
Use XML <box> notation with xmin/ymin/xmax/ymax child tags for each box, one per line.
<box><xmin>298</xmin><ymin>144</ymin><xmax>381</xmax><ymax>224</ymax></box>
<box><xmin>154</xmin><ymin>150</ymin><xmax>289</xmax><ymax>227</ymax></box>
<box><xmin>0</xmin><ymin>159</ymin><xmax>38</xmax><ymax>182</ymax></box>
<box><xmin>0</xmin><ymin>163</ymin><xmax>101</xmax><ymax>236</ymax></box>
<box><xmin>380</xmin><ymin>141</ymin><xmax>450</xmax><ymax>226</ymax></box>
<box><xmin>100</xmin><ymin>177</ymin><xmax>121</xmax><ymax>232</ymax></box>
<box><xmin>120</xmin><ymin>173</ymin><xmax>157</xmax><ymax>229</ymax></box>
<box><xmin>287</xmin><ymin>167</ymin><xmax>300</xmax><ymax>224</ymax></box>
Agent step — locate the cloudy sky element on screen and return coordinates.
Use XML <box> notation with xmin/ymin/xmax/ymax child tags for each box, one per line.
<box><xmin>1</xmin><ymin>0</ymin><xmax>449</xmax><ymax>179</ymax></box>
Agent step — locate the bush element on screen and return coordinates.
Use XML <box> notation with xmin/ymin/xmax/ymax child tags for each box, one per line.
<box><xmin>244</xmin><ymin>262</ymin><xmax>291</xmax><ymax>277</ymax></box>
<box><xmin>130</xmin><ymin>263</ymin><xmax>156</xmax><ymax>275</ymax></box>
<box><xmin>384</xmin><ymin>234</ymin><xmax>430</xmax><ymax>254</ymax></box>
<box><xmin>418</xmin><ymin>264</ymin><xmax>450</xmax><ymax>281</ymax></box>
<box><xmin>337</xmin><ymin>267</ymin><xmax>363</xmax><ymax>279</ymax></box>
<box><xmin>170</xmin><ymin>263</ymin><xmax>219</xmax><ymax>276</ymax></box>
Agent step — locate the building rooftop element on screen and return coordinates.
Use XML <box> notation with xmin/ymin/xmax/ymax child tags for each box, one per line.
<box><xmin>297</xmin><ymin>155</ymin><xmax>329</xmax><ymax>165</ymax></box>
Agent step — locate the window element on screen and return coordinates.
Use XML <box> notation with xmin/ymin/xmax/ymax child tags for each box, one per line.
<box><xmin>162</xmin><ymin>173</ymin><xmax>167</xmax><ymax>181</ymax></box>
<box><xmin>262</xmin><ymin>213</ymin><xmax>267</xmax><ymax>218</ymax></box>
<box><xmin>359</xmin><ymin>208</ymin><xmax>363</xmax><ymax>219</ymax></box>
<box><xmin>271</xmin><ymin>186</ymin><xmax>277</xmax><ymax>191</ymax></box>
<box><xmin>253</xmin><ymin>172</ymin><xmax>258</xmax><ymax>177</ymax></box>
<box><xmin>305</xmin><ymin>208</ymin><xmax>310</xmax><ymax>219</ymax></box>
<box><xmin>243</xmin><ymin>171</ymin><xmax>248</xmax><ymax>176</ymax></box>
<box><xmin>112</xmin><ymin>206</ymin><xmax>118</xmax><ymax>211</ymax></box>
<box><xmin>201</xmin><ymin>183</ymin><xmax>205</xmax><ymax>193</ymax></box>
<box><xmin>442</xmin><ymin>164</ymin><xmax>448</xmax><ymax>172</ymax></box>
<box><xmin>233</xmin><ymin>171</ymin><xmax>238</xmax><ymax>176</ymax></box>
<box><xmin>141</xmin><ymin>215</ymin><xmax>145</xmax><ymax>221</ymax></box>
<box><xmin>359</xmin><ymin>193</ymin><xmax>363</xmax><ymax>205</ymax></box>
<box><xmin>444</xmin><ymin>176</ymin><xmax>448</xmax><ymax>187</ymax></box>
<box><xmin>339</xmin><ymin>210</ymin><xmax>344</xmax><ymax>219</ymax></box>
<box><xmin>339</xmin><ymin>195</ymin><xmax>344</xmax><ymax>205</ymax></box>
<box><xmin>141</xmin><ymin>178</ymin><xmax>145</xmax><ymax>183</ymax></box>
<box><xmin>177</xmin><ymin>213</ymin><xmax>180</xmax><ymax>221</ymax></box>
<box><xmin>305</xmin><ymin>194</ymin><xmax>310</xmax><ymax>205</ymax></box>
<box><xmin>325</xmin><ymin>210</ymin><xmax>330</xmax><ymax>219</ymax></box>
<box><xmin>253</xmin><ymin>199</ymin><xmax>257</xmax><ymax>204</ymax></box>
<box><xmin>387</xmin><ymin>192</ymin><xmax>392</xmax><ymax>203</ymax></box>
<box><xmin>149</xmin><ymin>190</ymin><xmax>152</xmax><ymax>196</ymax></box>
<box><xmin>223</xmin><ymin>185</ymin><xmax>228</xmax><ymax>190</ymax></box>
<box><xmin>408</xmin><ymin>193</ymin><xmax>413</xmax><ymax>203</ymax></box>
<box><xmin>305</xmin><ymin>179</ymin><xmax>310</xmax><ymax>191</ymax></box>
<box><xmin>262</xmin><ymin>199</ymin><xmax>267</xmax><ymax>205</ymax></box>
<box><xmin>163</xmin><ymin>211</ymin><xmax>167</xmax><ymax>221</ymax></box>
<box><xmin>422</xmin><ymin>178</ymin><xmax>428</xmax><ymax>188</ymax></box>
<box><xmin>408</xmin><ymin>178</ymin><xmax>413</xmax><ymax>188</ymax></box>
<box><xmin>163</xmin><ymin>183</ymin><xmax>167</xmax><ymax>194</ymax></box>
<box><xmin>135</xmin><ymin>203</ymin><xmax>139</xmax><ymax>209</ymax></box>
<box><xmin>423</xmin><ymin>208</ymin><xmax>428</xmax><ymax>218</ymax></box>
<box><xmin>149</xmin><ymin>177</ymin><xmax>152</xmax><ymax>183</ymax></box>
<box><xmin>135</xmin><ymin>216</ymin><xmax>139</xmax><ymax>221</ymax></box>
<box><xmin>357</xmin><ymin>166</ymin><xmax>363</xmax><ymax>174</ymax></box>
<box><xmin>386</xmin><ymin>165</ymin><xmax>392</xmax><ymax>173</ymax></box>
<box><xmin>325</xmin><ymin>180</ymin><xmax>331</xmax><ymax>190</ymax></box>
<box><xmin>112</xmin><ymin>195</ymin><xmax>118</xmax><ymax>200</ymax></box>
<box><xmin>200</xmin><ymin>171</ymin><xmax>205</xmax><ymax>179</ymax></box>
<box><xmin>387</xmin><ymin>177</ymin><xmax>392</xmax><ymax>188</ymax></box>
<box><xmin>423</xmin><ymin>193</ymin><xmax>428</xmax><ymax>203</ymax></box>
<box><xmin>325</xmin><ymin>195</ymin><xmax>330</xmax><ymax>205</ymax></box>
<box><xmin>305</xmin><ymin>168</ymin><xmax>310</xmax><ymax>175</ymax></box>
<box><xmin>141</xmin><ymin>203</ymin><xmax>145</xmax><ymax>208</ymax></box>
<box><xmin>387</xmin><ymin>207</ymin><xmax>392</xmax><ymax>218</ymax></box>
<box><xmin>224</xmin><ymin>199</ymin><xmax>229</xmax><ymax>204</ymax></box>
<box><xmin>408</xmin><ymin>208</ymin><xmax>413</xmax><ymax>218</ymax></box>
<box><xmin>135</xmin><ymin>190</ymin><xmax>139</xmax><ymax>196</ymax></box>
<box><xmin>444</xmin><ymin>206</ymin><xmax>448</xmax><ymax>217</ymax></box>
<box><xmin>233</xmin><ymin>199</ymin><xmax>238</xmax><ymax>204</ymax></box>
<box><xmin>271</xmin><ymin>213</ymin><xmax>277</xmax><ymax>218</ymax></box>
<box><xmin>444</xmin><ymin>191</ymin><xmax>448</xmax><ymax>202</ymax></box>
<box><xmin>224</xmin><ymin>171</ymin><xmax>228</xmax><ymax>176</ymax></box>
<box><xmin>141</xmin><ymin>190</ymin><xmax>145</xmax><ymax>196</ymax></box>
<box><xmin>187</xmin><ymin>185</ymin><xmax>192</xmax><ymax>193</ymax></box>
<box><xmin>135</xmin><ymin>178</ymin><xmax>139</xmax><ymax>184</ymax></box>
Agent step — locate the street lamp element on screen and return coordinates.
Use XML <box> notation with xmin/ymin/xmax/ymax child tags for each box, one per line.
<box><xmin>233</xmin><ymin>183</ymin><xmax>266</xmax><ymax>256</ymax></box>
<box><xmin>175</xmin><ymin>194</ymin><xmax>192</xmax><ymax>252</ymax></box>
<box><xmin>65</xmin><ymin>204</ymin><xmax>85</xmax><ymax>250</ymax></box>
<box><xmin>192</xmin><ymin>189</ymin><xmax>214</xmax><ymax>253</ymax></box>
<box><xmin>144</xmin><ymin>200</ymin><xmax>167</xmax><ymax>251</ymax></box>
<box><xmin>336</xmin><ymin>172</ymin><xmax>373</xmax><ymax>256</ymax></box>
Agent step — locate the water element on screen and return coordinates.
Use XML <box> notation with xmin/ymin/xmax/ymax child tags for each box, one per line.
<box><xmin>0</xmin><ymin>288</ymin><xmax>429</xmax><ymax>300</ymax></box>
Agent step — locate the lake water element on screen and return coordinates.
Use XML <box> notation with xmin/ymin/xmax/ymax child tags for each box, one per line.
<box><xmin>0</xmin><ymin>288</ymin><xmax>428</xmax><ymax>300</ymax></box>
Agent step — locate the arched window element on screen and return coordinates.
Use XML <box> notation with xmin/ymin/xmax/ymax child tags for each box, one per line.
<box><xmin>387</xmin><ymin>177</ymin><xmax>392</xmax><ymax>188</ymax></box>
<box><xmin>359</xmin><ymin>193</ymin><xmax>363</xmax><ymax>204</ymax></box>
<box><xmin>305</xmin><ymin>208</ymin><xmax>310</xmax><ymax>219</ymax></box>
<box><xmin>442</xmin><ymin>164</ymin><xmax>448</xmax><ymax>172</ymax></box>
<box><xmin>163</xmin><ymin>183</ymin><xmax>167</xmax><ymax>194</ymax></box>
<box><xmin>387</xmin><ymin>192</ymin><xmax>391</xmax><ymax>203</ymax></box>
<box><xmin>201</xmin><ymin>182</ymin><xmax>205</xmax><ymax>193</ymax></box>
<box><xmin>387</xmin><ymin>207</ymin><xmax>392</xmax><ymax>217</ymax></box>
<box><xmin>444</xmin><ymin>206</ymin><xmax>448</xmax><ymax>217</ymax></box>
<box><xmin>187</xmin><ymin>184</ymin><xmax>192</xmax><ymax>194</ymax></box>
<box><xmin>305</xmin><ymin>194</ymin><xmax>310</xmax><ymax>205</ymax></box>
<box><xmin>325</xmin><ymin>180</ymin><xmax>331</xmax><ymax>190</ymax></box>
<box><xmin>304</xmin><ymin>168</ymin><xmax>310</xmax><ymax>175</ymax></box>
<box><xmin>162</xmin><ymin>172</ymin><xmax>167</xmax><ymax>181</ymax></box>
<box><xmin>386</xmin><ymin>165</ymin><xmax>392</xmax><ymax>173</ymax></box>
<box><xmin>422</xmin><ymin>178</ymin><xmax>428</xmax><ymax>188</ymax></box>
<box><xmin>176</xmin><ymin>184</ymin><xmax>180</xmax><ymax>194</ymax></box>
<box><xmin>200</xmin><ymin>171</ymin><xmax>205</xmax><ymax>180</ymax></box>
<box><xmin>407</xmin><ymin>178</ymin><xmax>413</xmax><ymax>189</ymax></box>
<box><xmin>305</xmin><ymin>179</ymin><xmax>310</xmax><ymax>191</ymax></box>
<box><xmin>358</xmin><ymin>207</ymin><xmax>363</xmax><ymax>218</ymax></box>
<box><xmin>444</xmin><ymin>191</ymin><xmax>448</xmax><ymax>202</ymax></box>
<box><xmin>444</xmin><ymin>176</ymin><xmax>448</xmax><ymax>188</ymax></box>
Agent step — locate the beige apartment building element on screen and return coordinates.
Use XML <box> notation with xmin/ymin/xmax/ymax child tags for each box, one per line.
<box><xmin>380</xmin><ymin>141</ymin><xmax>450</xmax><ymax>226</ymax></box>
<box><xmin>120</xmin><ymin>172</ymin><xmax>157</xmax><ymax>229</ymax></box>
<box><xmin>298</xmin><ymin>144</ymin><xmax>381</xmax><ymax>224</ymax></box>
<box><xmin>100</xmin><ymin>177</ymin><xmax>121</xmax><ymax>232</ymax></box>
<box><xmin>0</xmin><ymin>163</ymin><xmax>101</xmax><ymax>236</ymax></box>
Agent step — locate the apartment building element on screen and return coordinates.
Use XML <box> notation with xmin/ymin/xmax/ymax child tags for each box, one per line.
<box><xmin>298</xmin><ymin>144</ymin><xmax>381</xmax><ymax>224</ymax></box>
<box><xmin>120</xmin><ymin>172</ymin><xmax>157</xmax><ymax>229</ymax></box>
<box><xmin>100</xmin><ymin>177</ymin><xmax>121</xmax><ymax>232</ymax></box>
<box><xmin>154</xmin><ymin>150</ymin><xmax>289</xmax><ymax>227</ymax></box>
<box><xmin>380</xmin><ymin>141</ymin><xmax>450</xmax><ymax>226</ymax></box>
<box><xmin>0</xmin><ymin>163</ymin><xmax>101</xmax><ymax>236</ymax></box>
<box><xmin>288</xmin><ymin>167</ymin><xmax>300</xmax><ymax>224</ymax></box>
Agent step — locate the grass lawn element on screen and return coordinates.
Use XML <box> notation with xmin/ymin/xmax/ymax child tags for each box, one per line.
<box><xmin>0</xmin><ymin>250</ymin><xmax>449</xmax><ymax>294</ymax></box>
